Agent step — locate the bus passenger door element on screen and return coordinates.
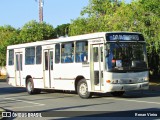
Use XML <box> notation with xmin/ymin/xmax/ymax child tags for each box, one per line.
<box><xmin>44</xmin><ymin>49</ymin><xmax>54</xmax><ymax>88</ymax></box>
<box><xmin>90</xmin><ymin>44</ymin><xmax>103</xmax><ymax>91</ymax></box>
<box><xmin>15</xmin><ymin>52</ymin><xmax>23</xmax><ymax>86</ymax></box>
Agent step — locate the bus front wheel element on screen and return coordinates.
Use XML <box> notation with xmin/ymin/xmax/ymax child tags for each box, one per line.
<box><xmin>77</xmin><ymin>79</ymin><xmax>92</xmax><ymax>99</ymax></box>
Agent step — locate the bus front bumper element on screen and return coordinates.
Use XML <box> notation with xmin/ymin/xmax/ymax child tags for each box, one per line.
<box><xmin>105</xmin><ymin>82</ymin><xmax>149</xmax><ymax>92</ymax></box>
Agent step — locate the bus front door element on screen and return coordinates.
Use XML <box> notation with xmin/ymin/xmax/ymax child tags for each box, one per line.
<box><xmin>44</xmin><ymin>49</ymin><xmax>54</xmax><ymax>88</ymax></box>
<box><xmin>15</xmin><ymin>52</ymin><xmax>23</xmax><ymax>86</ymax></box>
<box><xmin>90</xmin><ymin>44</ymin><xmax>103</xmax><ymax>91</ymax></box>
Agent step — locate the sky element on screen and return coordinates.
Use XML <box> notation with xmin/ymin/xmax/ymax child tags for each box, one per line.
<box><xmin>0</xmin><ymin>0</ymin><xmax>131</xmax><ymax>29</ymax></box>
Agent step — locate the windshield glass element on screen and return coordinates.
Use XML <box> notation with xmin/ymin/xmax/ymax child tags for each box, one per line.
<box><xmin>106</xmin><ymin>42</ymin><xmax>148</xmax><ymax>72</ymax></box>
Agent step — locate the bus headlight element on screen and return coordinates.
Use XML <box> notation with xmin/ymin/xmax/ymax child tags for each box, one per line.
<box><xmin>111</xmin><ymin>80</ymin><xmax>119</xmax><ymax>84</ymax></box>
<box><xmin>143</xmin><ymin>77</ymin><xmax>149</xmax><ymax>82</ymax></box>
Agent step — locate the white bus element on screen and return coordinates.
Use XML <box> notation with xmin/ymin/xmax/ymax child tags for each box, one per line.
<box><xmin>6</xmin><ymin>32</ymin><xmax>149</xmax><ymax>98</ymax></box>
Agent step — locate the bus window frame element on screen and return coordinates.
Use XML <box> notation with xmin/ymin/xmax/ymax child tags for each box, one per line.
<box><xmin>25</xmin><ymin>47</ymin><xmax>35</xmax><ymax>65</ymax></box>
<box><xmin>55</xmin><ymin>44</ymin><xmax>60</xmax><ymax>64</ymax></box>
<box><xmin>8</xmin><ymin>49</ymin><xmax>14</xmax><ymax>66</ymax></box>
<box><xmin>36</xmin><ymin>46</ymin><xmax>42</xmax><ymax>64</ymax></box>
<box><xmin>61</xmin><ymin>42</ymin><xmax>74</xmax><ymax>64</ymax></box>
<box><xmin>75</xmin><ymin>41</ymin><xmax>88</xmax><ymax>63</ymax></box>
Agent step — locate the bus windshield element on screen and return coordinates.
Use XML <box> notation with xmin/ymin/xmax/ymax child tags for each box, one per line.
<box><xmin>106</xmin><ymin>42</ymin><xmax>148</xmax><ymax>72</ymax></box>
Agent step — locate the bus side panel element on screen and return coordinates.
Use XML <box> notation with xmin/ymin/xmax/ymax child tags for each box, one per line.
<box><xmin>7</xmin><ymin>66</ymin><xmax>16</xmax><ymax>86</ymax></box>
<box><xmin>6</xmin><ymin>49</ymin><xmax>16</xmax><ymax>87</ymax></box>
<box><xmin>23</xmin><ymin>65</ymin><xmax>44</xmax><ymax>88</ymax></box>
<box><xmin>53</xmin><ymin>63</ymin><xmax>90</xmax><ymax>91</ymax></box>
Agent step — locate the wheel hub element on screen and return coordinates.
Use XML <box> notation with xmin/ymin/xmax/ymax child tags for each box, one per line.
<box><xmin>80</xmin><ymin>83</ymin><xmax>87</xmax><ymax>95</ymax></box>
<box><xmin>27</xmin><ymin>82</ymin><xmax>32</xmax><ymax>92</ymax></box>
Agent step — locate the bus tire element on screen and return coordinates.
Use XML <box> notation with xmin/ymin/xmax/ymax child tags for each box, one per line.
<box><xmin>77</xmin><ymin>79</ymin><xmax>92</xmax><ymax>99</ymax></box>
<box><xmin>111</xmin><ymin>91</ymin><xmax>125</xmax><ymax>97</ymax></box>
<box><xmin>26</xmin><ymin>78</ymin><xmax>36</xmax><ymax>95</ymax></box>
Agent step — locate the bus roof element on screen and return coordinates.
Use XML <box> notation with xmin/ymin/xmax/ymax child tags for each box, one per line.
<box><xmin>7</xmin><ymin>31</ymin><xmax>142</xmax><ymax>49</ymax></box>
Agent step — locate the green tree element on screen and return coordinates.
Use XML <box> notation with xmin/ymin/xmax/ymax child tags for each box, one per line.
<box><xmin>0</xmin><ymin>25</ymin><xmax>19</xmax><ymax>66</ymax></box>
<box><xmin>19</xmin><ymin>20</ymin><xmax>56</xmax><ymax>43</ymax></box>
<box><xmin>139</xmin><ymin>0</ymin><xmax>160</xmax><ymax>75</ymax></box>
<box><xmin>0</xmin><ymin>21</ymin><xmax>56</xmax><ymax>66</ymax></box>
<box><xmin>69</xmin><ymin>0</ymin><xmax>122</xmax><ymax>36</ymax></box>
<box><xmin>69</xmin><ymin>17</ymin><xmax>89</xmax><ymax>35</ymax></box>
<box><xmin>54</xmin><ymin>23</ymin><xmax>70</xmax><ymax>37</ymax></box>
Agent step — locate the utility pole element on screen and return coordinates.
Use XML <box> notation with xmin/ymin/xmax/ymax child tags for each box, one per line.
<box><xmin>39</xmin><ymin>0</ymin><xmax>43</xmax><ymax>23</ymax></box>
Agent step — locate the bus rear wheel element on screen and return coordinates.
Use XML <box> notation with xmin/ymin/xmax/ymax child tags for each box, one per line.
<box><xmin>26</xmin><ymin>78</ymin><xmax>41</xmax><ymax>95</ymax></box>
<box><xmin>77</xmin><ymin>79</ymin><xmax>92</xmax><ymax>99</ymax></box>
<box><xmin>111</xmin><ymin>91</ymin><xmax>125</xmax><ymax>97</ymax></box>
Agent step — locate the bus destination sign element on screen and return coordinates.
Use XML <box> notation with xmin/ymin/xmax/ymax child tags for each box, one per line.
<box><xmin>106</xmin><ymin>33</ymin><xmax>144</xmax><ymax>41</ymax></box>
<box><xmin>110</xmin><ymin>35</ymin><xmax>139</xmax><ymax>41</ymax></box>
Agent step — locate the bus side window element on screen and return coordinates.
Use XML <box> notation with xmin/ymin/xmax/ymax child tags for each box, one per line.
<box><xmin>8</xmin><ymin>49</ymin><xmax>14</xmax><ymax>65</ymax></box>
<box><xmin>76</xmin><ymin>41</ymin><xmax>88</xmax><ymax>63</ymax></box>
<box><xmin>36</xmin><ymin>46</ymin><xmax>42</xmax><ymax>64</ymax></box>
<box><xmin>55</xmin><ymin>44</ymin><xmax>60</xmax><ymax>63</ymax></box>
<box><xmin>45</xmin><ymin>52</ymin><xmax>48</xmax><ymax>70</ymax></box>
<box><xmin>25</xmin><ymin>47</ymin><xmax>35</xmax><ymax>65</ymax></box>
<box><xmin>61</xmin><ymin>42</ymin><xmax>74</xmax><ymax>63</ymax></box>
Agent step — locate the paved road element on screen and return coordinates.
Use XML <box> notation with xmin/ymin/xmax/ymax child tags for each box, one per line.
<box><xmin>0</xmin><ymin>82</ymin><xmax>160</xmax><ymax>120</ymax></box>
